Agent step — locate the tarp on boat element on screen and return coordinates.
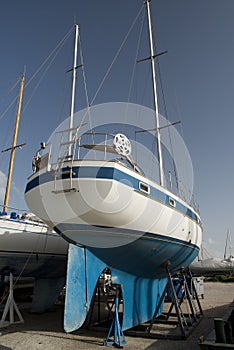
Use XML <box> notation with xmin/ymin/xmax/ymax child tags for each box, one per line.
<box><xmin>190</xmin><ymin>257</ymin><xmax>234</xmax><ymax>275</ymax></box>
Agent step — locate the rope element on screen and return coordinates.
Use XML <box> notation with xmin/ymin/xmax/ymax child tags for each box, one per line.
<box><xmin>0</xmin><ymin>229</ymin><xmax>43</xmax><ymax>305</ymax></box>
<box><xmin>12</xmin><ymin>225</ymin><xmax>50</xmax><ymax>287</ymax></box>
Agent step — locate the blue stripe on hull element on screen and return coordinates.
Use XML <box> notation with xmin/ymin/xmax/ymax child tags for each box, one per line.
<box><xmin>25</xmin><ymin>165</ymin><xmax>201</xmax><ymax>225</ymax></box>
<box><xmin>55</xmin><ymin>224</ymin><xmax>199</xmax><ymax>278</ymax></box>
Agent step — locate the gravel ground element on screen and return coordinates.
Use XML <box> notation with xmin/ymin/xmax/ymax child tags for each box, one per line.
<box><xmin>0</xmin><ymin>282</ymin><xmax>233</xmax><ymax>350</ymax></box>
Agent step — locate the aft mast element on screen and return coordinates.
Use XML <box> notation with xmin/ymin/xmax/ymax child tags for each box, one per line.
<box><xmin>145</xmin><ymin>0</ymin><xmax>164</xmax><ymax>187</ymax></box>
<box><xmin>3</xmin><ymin>74</ymin><xmax>25</xmax><ymax>213</ymax></box>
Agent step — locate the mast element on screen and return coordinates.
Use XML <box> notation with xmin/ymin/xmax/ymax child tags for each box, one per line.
<box><xmin>146</xmin><ymin>0</ymin><xmax>164</xmax><ymax>187</ymax></box>
<box><xmin>68</xmin><ymin>24</ymin><xmax>79</xmax><ymax>155</ymax></box>
<box><xmin>224</xmin><ymin>228</ymin><xmax>232</xmax><ymax>260</ymax></box>
<box><xmin>3</xmin><ymin>74</ymin><xmax>25</xmax><ymax>213</ymax></box>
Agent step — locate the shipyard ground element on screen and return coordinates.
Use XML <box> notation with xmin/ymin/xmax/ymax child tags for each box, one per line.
<box><xmin>0</xmin><ymin>282</ymin><xmax>233</xmax><ymax>350</ymax></box>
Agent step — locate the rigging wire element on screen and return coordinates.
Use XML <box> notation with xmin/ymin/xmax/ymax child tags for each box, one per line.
<box><xmin>0</xmin><ymin>77</ymin><xmax>20</xmax><ymax>110</ymax></box>
<box><xmin>148</xmin><ymin>7</ymin><xmax>180</xmax><ymax>192</ymax></box>
<box><xmin>0</xmin><ymin>78</ymin><xmax>21</xmax><ymax>154</ymax></box>
<box><xmin>78</xmin><ymin>35</ymin><xmax>97</xmax><ymax>150</ymax></box>
<box><xmin>126</xmin><ymin>6</ymin><xmax>146</xmax><ymax>108</ymax></box>
<box><xmin>149</xmin><ymin>8</ymin><xmax>192</xmax><ymax>200</ymax></box>
<box><xmin>89</xmin><ymin>4</ymin><xmax>144</xmax><ymax>107</ymax></box>
<box><xmin>0</xmin><ymin>26</ymin><xmax>74</xmax><ymax>156</ymax></box>
<box><xmin>122</xmin><ymin>4</ymin><xmax>146</xmax><ymax>138</ymax></box>
<box><xmin>24</xmin><ymin>26</ymin><xmax>74</xmax><ymax>90</ymax></box>
<box><xmin>79</xmin><ymin>35</ymin><xmax>92</xmax><ymax>131</ymax></box>
<box><xmin>156</xmin><ymin>59</ymin><xmax>179</xmax><ymax>190</ymax></box>
<box><xmin>55</xmin><ymin>66</ymin><xmax>70</xmax><ymax>127</ymax></box>
<box><xmin>0</xmin><ymin>95</ymin><xmax>19</xmax><ymax>124</ymax></box>
<box><xmin>0</xmin><ymin>100</ymin><xmax>19</xmax><ymax>164</ymax></box>
<box><xmin>74</xmin><ymin>4</ymin><xmax>145</xmax><ymax>156</ymax></box>
<box><xmin>22</xmin><ymin>26</ymin><xmax>74</xmax><ymax>114</ymax></box>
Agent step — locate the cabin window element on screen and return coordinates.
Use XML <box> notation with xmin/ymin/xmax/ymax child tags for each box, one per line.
<box><xmin>169</xmin><ymin>197</ymin><xmax>176</xmax><ymax>207</ymax></box>
<box><xmin>139</xmin><ymin>182</ymin><xmax>150</xmax><ymax>194</ymax></box>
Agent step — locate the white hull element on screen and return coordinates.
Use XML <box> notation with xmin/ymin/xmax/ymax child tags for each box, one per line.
<box><xmin>0</xmin><ymin>215</ymin><xmax>67</xmax><ymax>254</ymax></box>
<box><xmin>25</xmin><ymin>160</ymin><xmax>202</xmax><ymax>273</ymax></box>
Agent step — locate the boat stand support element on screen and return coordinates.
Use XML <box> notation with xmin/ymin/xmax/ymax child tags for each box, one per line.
<box><xmin>126</xmin><ymin>264</ymin><xmax>203</xmax><ymax>340</ymax></box>
<box><xmin>148</xmin><ymin>264</ymin><xmax>203</xmax><ymax>339</ymax></box>
<box><xmin>0</xmin><ymin>273</ymin><xmax>24</xmax><ymax>328</ymax></box>
<box><xmin>104</xmin><ymin>284</ymin><xmax>126</xmax><ymax>348</ymax></box>
<box><xmin>85</xmin><ymin>278</ymin><xmax>115</xmax><ymax>328</ymax></box>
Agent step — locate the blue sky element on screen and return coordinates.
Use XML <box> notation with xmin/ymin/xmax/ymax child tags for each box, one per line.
<box><xmin>0</xmin><ymin>0</ymin><xmax>233</xmax><ymax>258</ymax></box>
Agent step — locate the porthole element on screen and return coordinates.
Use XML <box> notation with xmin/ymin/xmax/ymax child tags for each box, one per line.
<box><xmin>169</xmin><ymin>197</ymin><xmax>176</xmax><ymax>207</ymax></box>
<box><xmin>139</xmin><ymin>182</ymin><xmax>150</xmax><ymax>194</ymax></box>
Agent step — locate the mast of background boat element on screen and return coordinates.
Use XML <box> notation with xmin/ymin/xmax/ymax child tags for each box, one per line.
<box><xmin>68</xmin><ymin>24</ymin><xmax>79</xmax><ymax>155</ymax></box>
<box><xmin>224</xmin><ymin>228</ymin><xmax>232</xmax><ymax>260</ymax></box>
<box><xmin>3</xmin><ymin>74</ymin><xmax>25</xmax><ymax>213</ymax></box>
<box><xmin>146</xmin><ymin>0</ymin><xmax>164</xmax><ymax>187</ymax></box>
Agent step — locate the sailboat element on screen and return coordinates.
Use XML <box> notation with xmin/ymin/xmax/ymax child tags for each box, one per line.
<box><xmin>191</xmin><ymin>229</ymin><xmax>233</xmax><ymax>276</ymax></box>
<box><xmin>0</xmin><ymin>74</ymin><xmax>68</xmax><ymax>312</ymax></box>
<box><xmin>24</xmin><ymin>1</ymin><xmax>202</xmax><ymax>330</ymax></box>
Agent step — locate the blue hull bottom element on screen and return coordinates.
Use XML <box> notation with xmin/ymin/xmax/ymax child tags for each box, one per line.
<box><xmin>89</xmin><ymin>237</ymin><xmax>198</xmax><ymax>279</ymax></box>
<box><xmin>64</xmin><ymin>244</ymin><xmax>168</xmax><ymax>332</ymax></box>
<box><xmin>57</xmin><ymin>226</ymin><xmax>199</xmax><ymax>279</ymax></box>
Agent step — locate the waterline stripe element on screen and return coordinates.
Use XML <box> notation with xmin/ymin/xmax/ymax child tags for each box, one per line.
<box><xmin>55</xmin><ymin>223</ymin><xmax>200</xmax><ymax>251</ymax></box>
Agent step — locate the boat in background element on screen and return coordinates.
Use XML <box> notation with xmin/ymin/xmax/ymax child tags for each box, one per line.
<box><xmin>190</xmin><ymin>257</ymin><xmax>234</xmax><ymax>276</ymax></box>
<box><xmin>191</xmin><ymin>229</ymin><xmax>233</xmax><ymax>276</ymax></box>
<box><xmin>25</xmin><ymin>1</ymin><xmax>202</xmax><ymax>330</ymax></box>
<box><xmin>0</xmin><ymin>74</ymin><xmax>68</xmax><ymax>313</ymax></box>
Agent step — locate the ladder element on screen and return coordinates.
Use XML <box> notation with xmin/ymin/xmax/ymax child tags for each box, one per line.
<box><xmin>53</xmin><ymin>125</ymin><xmax>82</xmax><ymax>194</ymax></box>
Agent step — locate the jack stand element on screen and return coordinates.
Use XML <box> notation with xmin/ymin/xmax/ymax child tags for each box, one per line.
<box><xmin>0</xmin><ymin>273</ymin><xmax>24</xmax><ymax>328</ymax></box>
<box><xmin>104</xmin><ymin>285</ymin><xmax>126</xmax><ymax>348</ymax></box>
<box><xmin>144</xmin><ymin>262</ymin><xmax>203</xmax><ymax>340</ymax></box>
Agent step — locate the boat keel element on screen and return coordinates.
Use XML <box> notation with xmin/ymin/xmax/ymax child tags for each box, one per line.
<box><xmin>64</xmin><ymin>244</ymin><xmax>167</xmax><ymax>332</ymax></box>
<box><xmin>31</xmin><ymin>277</ymin><xmax>65</xmax><ymax>313</ymax></box>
